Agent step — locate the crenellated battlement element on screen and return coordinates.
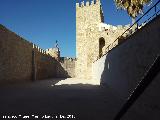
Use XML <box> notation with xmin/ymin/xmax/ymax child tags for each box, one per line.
<box><xmin>76</xmin><ymin>0</ymin><xmax>104</xmax><ymax>23</ymax></box>
<box><xmin>32</xmin><ymin>44</ymin><xmax>48</xmax><ymax>55</ymax></box>
<box><xmin>76</xmin><ymin>0</ymin><xmax>100</xmax><ymax>8</ymax></box>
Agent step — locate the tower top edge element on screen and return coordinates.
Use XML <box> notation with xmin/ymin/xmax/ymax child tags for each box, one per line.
<box><xmin>76</xmin><ymin>0</ymin><xmax>101</xmax><ymax>8</ymax></box>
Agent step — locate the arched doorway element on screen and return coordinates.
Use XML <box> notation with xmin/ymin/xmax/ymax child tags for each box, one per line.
<box><xmin>99</xmin><ymin>37</ymin><xmax>105</xmax><ymax>57</ymax></box>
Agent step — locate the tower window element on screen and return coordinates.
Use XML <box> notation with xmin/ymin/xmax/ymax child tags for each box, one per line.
<box><xmin>99</xmin><ymin>37</ymin><xmax>105</xmax><ymax>57</ymax></box>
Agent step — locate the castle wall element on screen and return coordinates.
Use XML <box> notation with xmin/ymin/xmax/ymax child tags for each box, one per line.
<box><xmin>76</xmin><ymin>0</ymin><xmax>104</xmax><ymax>79</ymax></box>
<box><xmin>97</xmin><ymin>24</ymin><xmax>130</xmax><ymax>59</ymax></box>
<box><xmin>59</xmin><ymin>57</ymin><xmax>76</xmax><ymax>78</ymax></box>
<box><xmin>92</xmin><ymin>15</ymin><xmax>160</xmax><ymax>99</ymax></box>
<box><xmin>46</xmin><ymin>48</ymin><xmax>60</xmax><ymax>61</ymax></box>
<box><xmin>76</xmin><ymin>0</ymin><xmax>129</xmax><ymax>79</ymax></box>
<box><xmin>33</xmin><ymin>47</ymin><xmax>57</xmax><ymax>80</ymax></box>
<box><xmin>0</xmin><ymin>25</ymin><xmax>57</xmax><ymax>85</ymax></box>
<box><xmin>0</xmin><ymin>25</ymin><xmax>33</xmax><ymax>84</ymax></box>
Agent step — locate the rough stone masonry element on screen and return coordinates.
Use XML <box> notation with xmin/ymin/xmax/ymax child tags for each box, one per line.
<box><xmin>75</xmin><ymin>0</ymin><xmax>130</xmax><ymax>79</ymax></box>
<box><xmin>0</xmin><ymin>0</ymin><xmax>130</xmax><ymax>84</ymax></box>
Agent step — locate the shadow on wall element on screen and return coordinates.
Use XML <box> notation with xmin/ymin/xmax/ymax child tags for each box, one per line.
<box><xmin>100</xmin><ymin>52</ymin><xmax>133</xmax><ymax>99</ymax></box>
<box><xmin>56</xmin><ymin>61</ymin><xmax>71</xmax><ymax>78</ymax></box>
<box><xmin>99</xmin><ymin>15</ymin><xmax>160</xmax><ymax>99</ymax></box>
<box><xmin>114</xmin><ymin>55</ymin><xmax>160</xmax><ymax>120</ymax></box>
<box><xmin>121</xmin><ymin>65</ymin><xmax>160</xmax><ymax>120</ymax></box>
<box><xmin>33</xmin><ymin>50</ymin><xmax>71</xmax><ymax>80</ymax></box>
<box><xmin>59</xmin><ymin>57</ymin><xmax>76</xmax><ymax>78</ymax></box>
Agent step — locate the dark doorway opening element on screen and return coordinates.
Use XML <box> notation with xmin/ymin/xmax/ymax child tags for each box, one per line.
<box><xmin>99</xmin><ymin>37</ymin><xmax>105</xmax><ymax>57</ymax></box>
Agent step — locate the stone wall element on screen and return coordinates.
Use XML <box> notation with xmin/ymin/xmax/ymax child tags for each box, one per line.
<box><xmin>33</xmin><ymin>47</ymin><xmax>57</xmax><ymax>80</ymax></box>
<box><xmin>0</xmin><ymin>24</ymin><xmax>60</xmax><ymax>85</ymax></box>
<box><xmin>76</xmin><ymin>0</ymin><xmax>104</xmax><ymax>79</ymax></box>
<box><xmin>0</xmin><ymin>25</ymin><xmax>33</xmax><ymax>84</ymax></box>
<box><xmin>59</xmin><ymin>57</ymin><xmax>76</xmax><ymax>78</ymax></box>
<box><xmin>76</xmin><ymin>0</ymin><xmax>129</xmax><ymax>79</ymax></box>
<box><xmin>92</xmin><ymin>15</ymin><xmax>160</xmax><ymax>99</ymax></box>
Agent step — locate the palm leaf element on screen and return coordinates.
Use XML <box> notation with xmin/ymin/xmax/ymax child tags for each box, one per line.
<box><xmin>114</xmin><ymin>0</ymin><xmax>151</xmax><ymax>18</ymax></box>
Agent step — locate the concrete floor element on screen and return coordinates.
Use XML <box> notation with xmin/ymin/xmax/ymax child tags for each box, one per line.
<box><xmin>0</xmin><ymin>78</ymin><xmax>124</xmax><ymax>120</ymax></box>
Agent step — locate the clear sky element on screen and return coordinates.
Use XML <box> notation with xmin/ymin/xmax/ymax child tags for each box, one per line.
<box><xmin>0</xmin><ymin>0</ymin><xmax>157</xmax><ymax>57</ymax></box>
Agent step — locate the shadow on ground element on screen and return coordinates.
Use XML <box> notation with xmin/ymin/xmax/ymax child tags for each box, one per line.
<box><xmin>0</xmin><ymin>79</ymin><xmax>124</xmax><ymax>120</ymax></box>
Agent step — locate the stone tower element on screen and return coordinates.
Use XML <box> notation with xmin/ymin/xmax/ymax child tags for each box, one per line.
<box><xmin>76</xmin><ymin>0</ymin><xmax>104</xmax><ymax>79</ymax></box>
<box><xmin>76</xmin><ymin>0</ymin><xmax>130</xmax><ymax>79</ymax></box>
<box><xmin>46</xmin><ymin>41</ymin><xmax>60</xmax><ymax>61</ymax></box>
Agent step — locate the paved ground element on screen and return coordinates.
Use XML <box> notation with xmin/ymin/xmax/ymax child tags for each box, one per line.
<box><xmin>55</xmin><ymin>78</ymin><xmax>100</xmax><ymax>86</ymax></box>
<box><xmin>0</xmin><ymin>78</ymin><xmax>124</xmax><ymax>120</ymax></box>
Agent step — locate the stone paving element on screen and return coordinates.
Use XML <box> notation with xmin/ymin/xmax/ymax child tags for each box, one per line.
<box><xmin>55</xmin><ymin>78</ymin><xmax>100</xmax><ymax>86</ymax></box>
<box><xmin>0</xmin><ymin>78</ymin><xmax>124</xmax><ymax>120</ymax></box>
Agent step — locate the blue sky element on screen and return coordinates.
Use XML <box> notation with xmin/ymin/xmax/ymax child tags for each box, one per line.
<box><xmin>0</xmin><ymin>0</ymin><xmax>157</xmax><ymax>57</ymax></box>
